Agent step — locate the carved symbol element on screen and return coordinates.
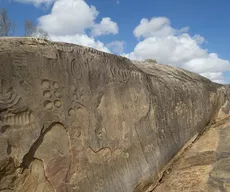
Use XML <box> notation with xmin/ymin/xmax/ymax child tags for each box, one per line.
<box><xmin>87</xmin><ymin>147</ymin><xmax>112</xmax><ymax>164</ymax></box>
<box><xmin>53</xmin><ymin>81</ymin><xmax>60</xmax><ymax>90</ymax></box>
<box><xmin>71</xmin><ymin>59</ymin><xmax>82</xmax><ymax>79</ymax></box>
<box><xmin>72</xmin><ymin>87</ymin><xmax>85</xmax><ymax>103</ymax></box>
<box><xmin>68</xmin><ymin>108</ymin><xmax>75</xmax><ymax>116</ymax></box>
<box><xmin>41</xmin><ymin>80</ymin><xmax>50</xmax><ymax>89</ymax></box>
<box><xmin>68</xmin><ymin>86</ymin><xmax>86</xmax><ymax>116</ymax></box>
<box><xmin>43</xmin><ymin>100</ymin><xmax>53</xmax><ymax>110</ymax></box>
<box><xmin>54</xmin><ymin>100</ymin><xmax>62</xmax><ymax>108</ymax></box>
<box><xmin>2</xmin><ymin>111</ymin><xmax>35</xmax><ymax>127</ymax></box>
<box><xmin>11</xmin><ymin>53</ymin><xmax>28</xmax><ymax>83</ymax></box>
<box><xmin>43</xmin><ymin>90</ymin><xmax>52</xmax><ymax>99</ymax></box>
<box><xmin>94</xmin><ymin>179</ymin><xmax>105</xmax><ymax>191</ymax></box>
<box><xmin>72</xmin><ymin>126</ymin><xmax>82</xmax><ymax>138</ymax></box>
<box><xmin>71</xmin><ymin>58</ymin><xmax>90</xmax><ymax>80</ymax></box>
<box><xmin>1</xmin><ymin>110</ymin><xmax>36</xmax><ymax>133</ymax></box>
<box><xmin>110</xmin><ymin>67</ymin><xmax>132</xmax><ymax>83</ymax></box>
<box><xmin>0</xmin><ymin>86</ymin><xmax>21</xmax><ymax>110</ymax></box>
<box><xmin>54</xmin><ymin>44</ymin><xmax>74</xmax><ymax>53</ymax></box>
<box><xmin>41</xmin><ymin>79</ymin><xmax>62</xmax><ymax>110</ymax></box>
<box><xmin>12</xmin><ymin>53</ymin><xmax>27</xmax><ymax>67</ymax></box>
<box><xmin>54</xmin><ymin>91</ymin><xmax>61</xmax><ymax>98</ymax></box>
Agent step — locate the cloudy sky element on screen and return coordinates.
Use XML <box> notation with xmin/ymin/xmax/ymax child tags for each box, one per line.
<box><xmin>1</xmin><ymin>0</ymin><xmax>230</xmax><ymax>84</ymax></box>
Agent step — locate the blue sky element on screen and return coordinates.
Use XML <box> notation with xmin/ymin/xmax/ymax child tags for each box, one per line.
<box><xmin>1</xmin><ymin>0</ymin><xmax>230</xmax><ymax>83</ymax></box>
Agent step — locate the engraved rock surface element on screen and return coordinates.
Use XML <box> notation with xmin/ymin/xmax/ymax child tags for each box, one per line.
<box><xmin>153</xmin><ymin>118</ymin><xmax>230</xmax><ymax>192</ymax></box>
<box><xmin>0</xmin><ymin>38</ymin><xmax>230</xmax><ymax>192</ymax></box>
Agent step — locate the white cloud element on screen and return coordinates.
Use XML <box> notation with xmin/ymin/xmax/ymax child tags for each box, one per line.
<box><xmin>106</xmin><ymin>40</ymin><xmax>124</xmax><ymax>54</ymax></box>
<box><xmin>133</xmin><ymin>17</ymin><xmax>189</xmax><ymax>39</ymax></box>
<box><xmin>200</xmin><ymin>72</ymin><xmax>225</xmax><ymax>84</ymax></box>
<box><xmin>91</xmin><ymin>17</ymin><xmax>119</xmax><ymax>37</ymax></box>
<box><xmin>177</xmin><ymin>27</ymin><xmax>190</xmax><ymax>34</ymax></box>
<box><xmin>14</xmin><ymin>0</ymin><xmax>55</xmax><ymax>7</ymax></box>
<box><xmin>128</xmin><ymin>34</ymin><xmax>207</xmax><ymax>64</ymax></box>
<box><xmin>184</xmin><ymin>53</ymin><xmax>230</xmax><ymax>74</ymax></box>
<box><xmin>50</xmin><ymin>34</ymin><xmax>110</xmax><ymax>53</ymax></box>
<box><xmin>35</xmin><ymin>0</ymin><xmax>119</xmax><ymax>52</ymax></box>
<box><xmin>193</xmin><ymin>34</ymin><xmax>206</xmax><ymax>44</ymax></box>
<box><xmin>134</xmin><ymin>17</ymin><xmax>173</xmax><ymax>38</ymax></box>
<box><xmin>38</xmin><ymin>0</ymin><xmax>98</xmax><ymax>36</ymax></box>
<box><xmin>126</xmin><ymin>17</ymin><xmax>230</xmax><ymax>83</ymax></box>
<box><xmin>38</xmin><ymin>0</ymin><xmax>118</xmax><ymax>37</ymax></box>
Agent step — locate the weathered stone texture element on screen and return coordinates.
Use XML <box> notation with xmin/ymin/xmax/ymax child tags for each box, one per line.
<box><xmin>153</xmin><ymin>118</ymin><xmax>230</xmax><ymax>192</ymax></box>
<box><xmin>0</xmin><ymin>38</ymin><xmax>229</xmax><ymax>192</ymax></box>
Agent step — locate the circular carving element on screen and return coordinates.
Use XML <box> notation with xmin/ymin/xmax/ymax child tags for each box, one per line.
<box><xmin>75</xmin><ymin>128</ymin><xmax>81</xmax><ymax>137</ymax></box>
<box><xmin>53</xmin><ymin>82</ymin><xmax>60</xmax><ymax>90</ymax></box>
<box><xmin>80</xmin><ymin>94</ymin><xmax>84</xmax><ymax>100</ymax></box>
<box><xmin>132</xmin><ymin>94</ymin><xmax>138</xmax><ymax>101</ymax></box>
<box><xmin>41</xmin><ymin>80</ymin><xmax>50</xmax><ymax>89</ymax></box>
<box><xmin>43</xmin><ymin>90</ymin><xmax>52</xmax><ymax>99</ymax></box>
<box><xmin>54</xmin><ymin>91</ymin><xmax>61</xmax><ymax>98</ymax></box>
<box><xmin>44</xmin><ymin>100</ymin><xmax>53</xmax><ymax>110</ymax></box>
<box><xmin>71</xmin><ymin>59</ymin><xmax>82</xmax><ymax>79</ymax></box>
<box><xmin>68</xmin><ymin>108</ymin><xmax>74</xmax><ymax>116</ymax></box>
<box><xmin>122</xmin><ymin>152</ymin><xmax>129</xmax><ymax>159</ymax></box>
<box><xmin>54</xmin><ymin>100</ymin><xmax>62</xmax><ymax>108</ymax></box>
<box><xmin>98</xmin><ymin>131</ymin><xmax>103</xmax><ymax>139</ymax></box>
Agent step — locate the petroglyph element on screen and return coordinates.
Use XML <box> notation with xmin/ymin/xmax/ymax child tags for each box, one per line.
<box><xmin>54</xmin><ymin>91</ymin><xmax>61</xmax><ymax>98</ymax></box>
<box><xmin>54</xmin><ymin>44</ymin><xmax>75</xmax><ymax>53</ymax></box>
<box><xmin>52</xmin><ymin>81</ymin><xmax>60</xmax><ymax>90</ymax></box>
<box><xmin>54</xmin><ymin>100</ymin><xmax>62</xmax><ymax>108</ymax></box>
<box><xmin>1</xmin><ymin>38</ymin><xmax>230</xmax><ymax>192</ymax></box>
<box><xmin>11</xmin><ymin>52</ymin><xmax>28</xmax><ymax>83</ymax></box>
<box><xmin>43</xmin><ymin>90</ymin><xmax>52</xmax><ymax>99</ymax></box>
<box><xmin>110</xmin><ymin>67</ymin><xmax>144</xmax><ymax>83</ymax></box>
<box><xmin>11</xmin><ymin>52</ymin><xmax>27</xmax><ymax>67</ymax></box>
<box><xmin>41</xmin><ymin>79</ymin><xmax>50</xmax><ymax>89</ymax></box>
<box><xmin>41</xmin><ymin>79</ymin><xmax>62</xmax><ymax>110</ymax></box>
<box><xmin>0</xmin><ymin>88</ymin><xmax>21</xmax><ymax>110</ymax></box>
<box><xmin>43</xmin><ymin>100</ymin><xmax>53</xmax><ymax>110</ymax></box>
<box><xmin>94</xmin><ymin>179</ymin><xmax>105</xmax><ymax>192</ymax></box>
<box><xmin>1</xmin><ymin>111</ymin><xmax>35</xmax><ymax>127</ymax></box>
<box><xmin>70</xmin><ymin>58</ymin><xmax>90</xmax><ymax>80</ymax></box>
<box><xmin>86</xmin><ymin>147</ymin><xmax>112</xmax><ymax>164</ymax></box>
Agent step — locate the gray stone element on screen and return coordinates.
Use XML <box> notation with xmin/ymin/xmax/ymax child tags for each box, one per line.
<box><xmin>0</xmin><ymin>37</ymin><xmax>229</xmax><ymax>192</ymax></box>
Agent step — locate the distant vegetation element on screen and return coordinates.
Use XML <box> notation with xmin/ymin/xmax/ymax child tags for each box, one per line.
<box><xmin>0</xmin><ymin>8</ymin><xmax>48</xmax><ymax>39</ymax></box>
<box><xmin>144</xmin><ymin>59</ymin><xmax>157</xmax><ymax>63</ymax></box>
<box><xmin>0</xmin><ymin>8</ymin><xmax>15</xmax><ymax>36</ymax></box>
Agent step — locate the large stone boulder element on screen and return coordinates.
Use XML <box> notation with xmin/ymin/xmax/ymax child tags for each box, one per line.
<box><xmin>0</xmin><ymin>38</ymin><xmax>229</xmax><ymax>192</ymax></box>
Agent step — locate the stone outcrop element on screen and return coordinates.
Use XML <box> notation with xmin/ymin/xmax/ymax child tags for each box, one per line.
<box><xmin>0</xmin><ymin>38</ymin><xmax>229</xmax><ymax>192</ymax></box>
<box><xmin>153</xmin><ymin>117</ymin><xmax>230</xmax><ymax>192</ymax></box>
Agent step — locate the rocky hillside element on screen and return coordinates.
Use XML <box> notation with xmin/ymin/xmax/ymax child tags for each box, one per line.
<box><xmin>0</xmin><ymin>38</ymin><xmax>229</xmax><ymax>192</ymax></box>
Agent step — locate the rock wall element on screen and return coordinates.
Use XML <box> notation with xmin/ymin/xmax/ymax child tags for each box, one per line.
<box><xmin>0</xmin><ymin>38</ymin><xmax>229</xmax><ymax>192</ymax></box>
